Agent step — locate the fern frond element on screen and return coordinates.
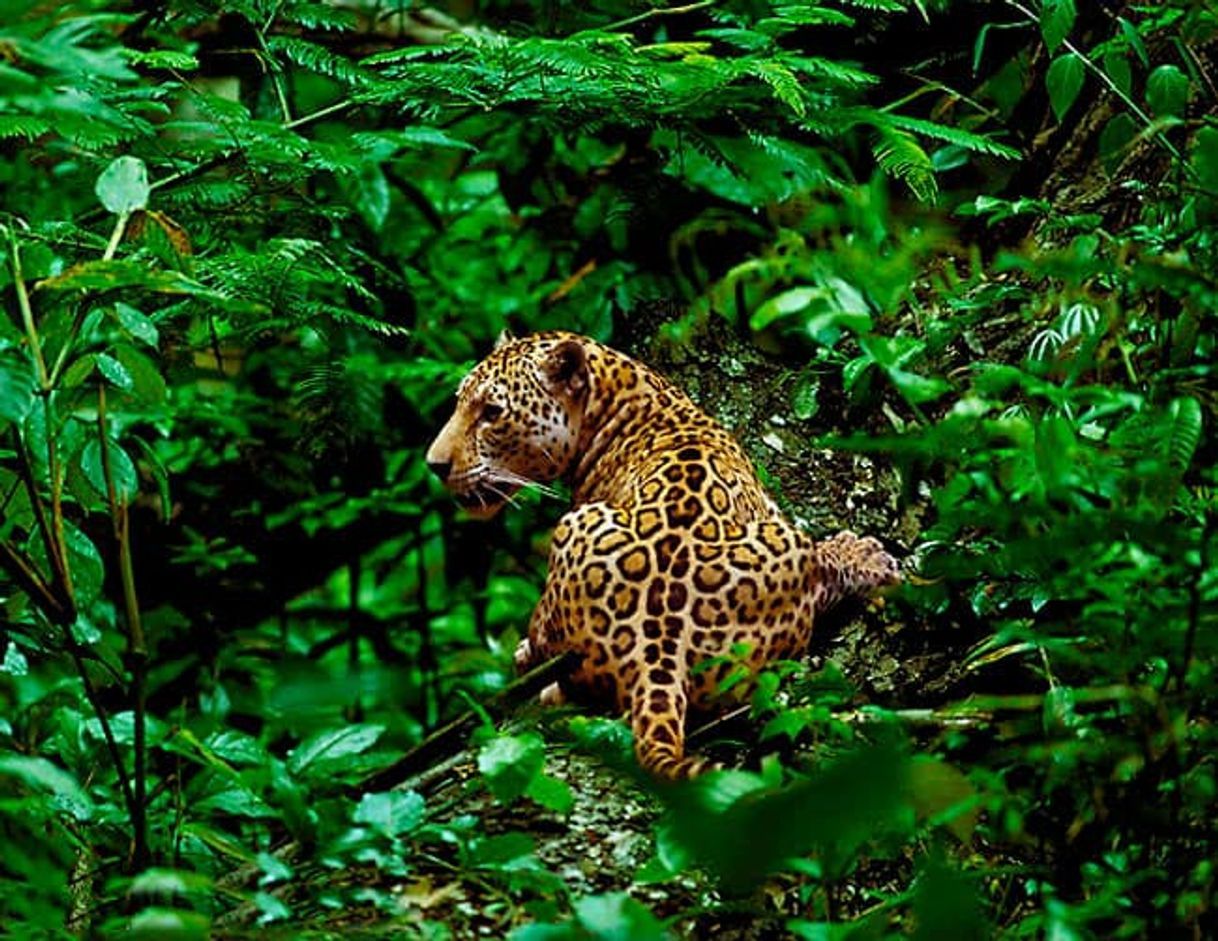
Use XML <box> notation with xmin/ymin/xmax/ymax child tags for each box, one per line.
<box><xmin>1166</xmin><ymin>397</ymin><xmax>1202</xmax><ymax>473</ymax></box>
<box><xmin>753</xmin><ymin>61</ymin><xmax>807</xmax><ymax>117</ymax></box>
<box><xmin>884</xmin><ymin>113</ymin><xmax>1022</xmax><ymax>159</ymax></box>
<box><xmin>873</xmin><ymin>128</ymin><xmax>938</xmax><ymax>202</ymax></box>
<box><xmin>0</xmin><ymin>116</ymin><xmax>50</xmax><ymax>140</ymax></box>
<box><xmin>268</xmin><ymin>36</ymin><xmax>373</xmax><ymax>88</ymax></box>
<box><xmin>282</xmin><ymin>1</ymin><xmax>360</xmax><ymax>32</ymax></box>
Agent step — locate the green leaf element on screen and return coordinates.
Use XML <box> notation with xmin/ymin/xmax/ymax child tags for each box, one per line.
<box><xmin>96</xmin><ymin>352</ymin><xmax>133</xmax><ymax>390</ymax></box>
<box><xmin>60</xmin><ymin>353</ymin><xmax>98</xmax><ymax>389</ymax></box>
<box><xmin>1046</xmin><ymin>53</ymin><xmax>1085</xmax><ymax>121</ymax></box>
<box><xmin>1146</xmin><ymin>64</ymin><xmax>1190</xmax><ymax>117</ymax></box>
<box><xmin>1102</xmin><ymin>50</ymin><xmax>1131</xmax><ymax>96</ymax></box>
<box><xmin>81</xmin><ymin>437</ymin><xmax>139</xmax><ymax>501</ymax></box>
<box><xmin>1166</xmin><ymin>397</ymin><xmax>1202</xmax><ymax>473</ymax></box>
<box><xmin>287</xmin><ymin>724</ymin><xmax>384</xmax><ymax>775</ymax></box>
<box><xmin>873</xmin><ymin>129</ymin><xmax>937</xmax><ymax>202</ymax></box>
<box><xmin>468</xmin><ymin>832</ymin><xmax>535</xmax><ymax>868</ymax></box>
<box><xmin>346</xmin><ymin>161</ymin><xmax>390</xmax><ymax>232</ymax></box>
<box><xmin>353</xmin><ymin>790</ymin><xmax>426</xmax><ymax>838</ymax></box>
<box><xmin>0</xmin><ymin>353</ymin><xmax>37</xmax><ymax>424</ymax></box>
<box><xmin>95</xmin><ymin>155</ymin><xmax>150</xmax><ymax>214</ymax></box>
<box><xmin>791</xmin><ymin>374</ymin><xmax>820</xmax><ymax>421</ymax></box>
<box><xmin>1192</xmin><ymin>126</ymin><xmax>1218</xmax><ymax>189</ymax></box>
<box><xmin>750</xmin><ymin>287</ymin><xmax>819</xmax><ymax>330</ymax></box>
<box><xmin>115</xmin><ymin>345</ymin><xmax>167</xmax><ymax>404</ymax></box>
<box><xmin>1040</xmin><ymin>0</ymin><xmax>1076</xmax><ymax>53</ymax></box>
<box><xmin>478</xmin><ymin>732</ymin><xmax>545</xmax><ymax>803</ymax></box>
<box><xmin>0</xmin><ymin>755</ymin><xmax>94</xmax><ymax>821</ymax></box>
<box><xmin>1098</xmin><ymin>113</ymin><xmax>1137</xmax><ymax>167</ymax></box>
<box><xmin>1118</xmin><ymin>16</ymin><xmax>1149</xmax><ymax>67</ymax></box>
<box><xmin>526</xmin><ymin>773</ymin><xmax>574</xmax><ymax>814</ymax></box>
<box><xmin>573</xmin><ymin>892</ymin><xmax>670</xmax><ymax>941</ymax></box>
<box><xmin>111</xmin><ymin>302</ymin><xmax>159</xmax><ymax>347</ymax></box>
<box><xmin>661</xmin><ymin>745</ymin><xmax>909</xmax><ymax>893</ymax></box>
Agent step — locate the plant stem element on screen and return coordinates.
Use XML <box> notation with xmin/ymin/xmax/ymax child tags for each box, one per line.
<box><xmin>1176</xmin><ymin>511</ymin><xmax>1212</xmax><ymax>690</ymax></box>
<box><xmin>596</xmin><ymin>0</ymin><xmax>715</xmax><ymax>33</ymax></box>
<box><xmin>102</xmin><ymin>212</ymin><xmax>129</xmax><ymax>261</ymax></box>
<box><xmin>97</xmin><ymin>383</ymin><xmax>149</xmax><ymax>871</ymax></box>
<box><xmin>8</xmin><ymin>229</ymin><xmax>50</xmax><ymax>389</ymax></box>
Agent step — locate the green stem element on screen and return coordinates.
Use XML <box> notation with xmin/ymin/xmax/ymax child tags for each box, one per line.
<box><xmin>102</xmin><ymin>212</ymin><xmax>129</xmax><ymax>262</ymax></box>
<box><xmin>7</xmin><ymin>228</ymin><xmax>50</xmax><ymax>389</ymax></box>
<box><xmin>595</xmin><ymin>0</ymin><xmax>715</xmax><ymax>33</ymax></box>
<box><xmin>97</xmin><ymin>383</ymin><xmax>149</xmax><ymax>871</ymax></box>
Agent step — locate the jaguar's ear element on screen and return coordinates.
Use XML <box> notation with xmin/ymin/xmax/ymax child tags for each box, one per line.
<box><xmin>493</xmin><ymin>328</ymin><xmax>515</xmax><ymax>350</ymax></box>
<box><xmin>543</xmin><ymin>338</ymin><xmax>589</xmax><ymax>399</ymax></box>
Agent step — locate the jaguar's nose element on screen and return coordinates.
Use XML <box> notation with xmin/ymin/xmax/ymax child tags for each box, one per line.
<box><xmin>427</xmin><ymin>459</ymin><xmax>452</xmax><ymax>483</ymax></box>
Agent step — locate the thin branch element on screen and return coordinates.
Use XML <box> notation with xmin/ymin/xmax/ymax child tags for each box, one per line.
<box><xmin>596</xmin><ymin>0</ymin><xmax>716</xmax><ymax>34</ymax></box>
<box><xmin>97</xmin><ymin>383</ymin><xmax>149</xmax><ymax>871</ymax></box>
<box><xmin>7</xmin><ymin>227</ymin><xmax>50</xmax><ymax>389</ymax></box>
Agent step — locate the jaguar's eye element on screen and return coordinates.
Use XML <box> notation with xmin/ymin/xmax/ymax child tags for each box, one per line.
<box><xmin>480</xmin><ymin>403</ymin><xmax>504</xmax><ymax>423</ymax></box>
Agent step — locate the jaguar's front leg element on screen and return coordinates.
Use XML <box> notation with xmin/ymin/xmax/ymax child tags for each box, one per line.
<box><xmin>518</xmin><ymin>594</ymin><xmax>568</xmax><ymax>707</ymax></box>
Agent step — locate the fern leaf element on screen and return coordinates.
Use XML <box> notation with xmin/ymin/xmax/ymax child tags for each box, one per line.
<box><xmin>268</xmin><ymin>36</ymin><xmax>373</xmax><ymax>88</ymax></box>
<box><xmin>884</xmin><ymin>113</ymin><xmax>1022</xmax><ymax>159</ymax></box>
<box><xmin>0</xmin><ymin>116</ymin><xmax>51</xmax><ymax>140</ymax></box>
<box><xmin>282</xmin><ymin>1</ymin><xmax>360</xmax><ymax>32</ymax></box>
<box><xmin>873</xmin><ymin>128</ymin><xmax>938</xmax><ymax>202</ymax></box>
<box><xmin>754</xmin><ymin>61</ymin><xmax>807</xmax><ymax>117</ymax></box>
<box><xmin>1166</xmin><ymin>397</ymin><xmax>1203</xmax><ymax>473</ymax></box>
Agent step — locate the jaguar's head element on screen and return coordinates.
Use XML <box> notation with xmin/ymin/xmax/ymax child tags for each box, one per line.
<box><xmin>425</xmin><ymin>333</ymin><xmax>590</xmax><ymax>519</ymax></box>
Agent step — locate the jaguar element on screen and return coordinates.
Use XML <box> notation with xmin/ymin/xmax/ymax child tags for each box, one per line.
<box><xmin>426</xmin><ymin>331</ymin><xmax>901</xmax><ymax>778</ymax></box>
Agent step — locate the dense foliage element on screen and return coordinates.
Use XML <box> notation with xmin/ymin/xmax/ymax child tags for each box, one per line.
<box><xmin>1</xmin><ymin>0</ymin><xmax>1214</xmax><ymax>937</ymax></box>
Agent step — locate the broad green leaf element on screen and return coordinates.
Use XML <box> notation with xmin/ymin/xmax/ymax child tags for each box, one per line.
<box><xmin>1146</xmin><ymin>64</ymin><xmax>1190</xmax><ymax>117</ymax></box>
<box><xmin>1166</xmin><ymin>396</ymin><xmax>1202</xmax><ymax>472</ymax></box>
<box><xmin>347</xmin><ymin>161</ymin><xmax>390</xmax><ymax>232</ymax></box>
<box><xmin>81</xmin><ymin>437</ymin><xmax>139</xmax><ymax>502</ymax></box>
<box><xmin>287</xmin><ymin>724</ymin><xmax>384</xmax><ymax>775</ymax></box>
<box><xmin>1039</xmin><ymin>0</ymin><xmax>1076</xmax><ymax>53</ymax></box>
<box><xmin>661</xmin><ymin>745</ymin><xmax>909</xmax><ymax>893</ymax></box>
<box><xmin>115</xmin><ymin>345</ymin><xmax>167</xmax><ymax>404</ymax></box>
<box><xmin>525</xmin><ymin>773</ymin><xmax>574</xmax><ymax>814</ymax></box>
<box><xmin>1102</xmin><ymin>50</ymin><xmax>1131</xmax><ymax>96</ymax></box>
<box><xmin>0</xmin><ymin>353</ymin><xmax>37</xmax><ymax>423</ymax></box>
<box><xmin>0</xmin><ymin>755</ymin><xmax>93</xmax><ymax>821</ymax></box>
<box><xmin>111</xmin><ymin>302</ymin><xmax>159</xmax><ymax>347</ymax></box>
<box><xmin>478</xmin><ymin>732</ymin><xmax>545</xmax><ymax>803</ymax></box>
<box><xmin>1192</xmin><ymin>126</ymin><xmax>1218</xmax><ymax>189</ymax></box>
<box><xmin>95</xmin><ymin>155</ymin><xmax>150</xmax><ymax>214</ymax></box>
<box><xmin>60</xmin><ymin>353</ymin><xmax>98</xmax><ymax>389</ymax></box>
<box><xmin>96</xmin><ymin>352</ymin><xmax>134</xmax><ymax>390</ymax></box>
<box><xmin>126</xmin><ymin>907</ymin><xmax>210</xmax><ymax>940</ymax></box>
<box><xmin>1118</xmin><ymin>16</ymin><xmax>1149</xmax><ymax>67</ymax></box>
<box><xmin>1046</xmin><ymin>54</ymin><xmax>1084</xmax><ymax>121</ymax></box>
<box><xmin>353</xmin><ymin>790</ymin><xmax>426</xmax><ymax>837</ymax></box>
<box><xmin>791</xmin><ymin>374</ymin><xmax>819</xmax><ymax>421</ymax></box>
<box><xmin>205</xmin><ymin>730</ymin><xmax>269</xmax><ymax>766</ymax></box>
<box><xmin>750</xmin><ymin>287</ymin><xmax>818</xmax><ymax>330</ymax></box>
<box><xmin>912</xmin><ymin>852</ymin><xmax>988</xmax><ymax>941</ymax></box>
<box><xmin>468</xmin><ymin>832</ymin><xmax>535</xmax><ymax>868</ymax></box>
<box><xmin>1098</xmin><ymin>113</ymin><xmax>1137</xmax><ymax>167</ymax></box>
<box><xmin>573</xmin><ymin>892</ymin><xmax>670</xmax><ymax>941</ymax></box>
<box><xmin>130</xmin><ymin>868</ymin><xmax>214</xmax><ymax>897</ymax></box>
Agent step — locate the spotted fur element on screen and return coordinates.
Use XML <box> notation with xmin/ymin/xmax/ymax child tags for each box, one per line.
<box><xmin>426</xmin><ymin>332</ymin><xmax>900</xmax><ymax>778</ymax></box>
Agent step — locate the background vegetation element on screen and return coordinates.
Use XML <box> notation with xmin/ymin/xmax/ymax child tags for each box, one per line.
<box><xmin>1</xmin><ymin>0</ymin><xmax>1214</xmax><ymax>937</ymax></box>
